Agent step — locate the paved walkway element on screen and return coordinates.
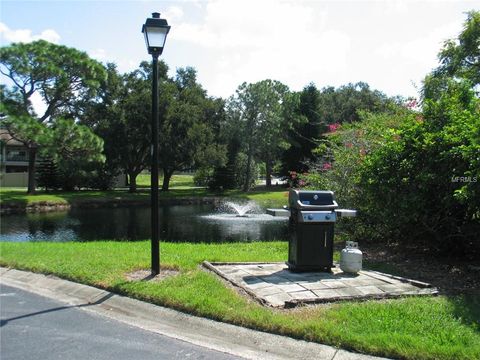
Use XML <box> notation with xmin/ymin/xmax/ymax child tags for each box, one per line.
<box><xmin>0</xmin><ymin>267</ymin><xmax>388</xmax><ymax>360</ymax></box>
<box><xmin>203</xmin><ymin>262</ymin><xmax>437</xmax><ymax>307</ymax></box>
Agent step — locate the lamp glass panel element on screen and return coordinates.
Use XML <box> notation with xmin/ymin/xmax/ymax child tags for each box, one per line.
<box><xmin>145</xmin><ymin>27</ymin><xmax>168</xmax><ymax>48</ymax></box>
<box><xmin>143</xmin><ymin>30</ymin><xmax>149</xmax><ymax>49</ymax></box>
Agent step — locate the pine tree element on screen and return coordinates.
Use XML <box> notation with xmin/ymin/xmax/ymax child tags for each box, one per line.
<box><xmin>36</xmin><ymin>158</ymin><xmax>60</xmax><ymax>191</ymax></box>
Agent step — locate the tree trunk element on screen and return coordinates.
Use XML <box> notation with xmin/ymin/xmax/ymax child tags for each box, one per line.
<box><xmin>162</xmin><ymin>169</ymin><xmax>173</xmax><ymax>191</ymax></box>
<box><xmin>27</xmin><ymin>147</ymin><xmax>37</xmax><ymax>194</ymax></box>
<box><xmin>128</xmin><ymin>172</ymin><xmax>137</xmax><ymax>193</ymax></box>
<box><xmin>243</xmin><ymin>142</ymin><xmax>253</xmax><ymax>192</ymax></box>
<box><xmin>265</xmin><ymin>157</ymin><xmax>272</xmax><ymax>187</ymax></box>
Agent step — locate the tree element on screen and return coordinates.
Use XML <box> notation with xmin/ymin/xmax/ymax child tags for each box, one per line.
<box><xmin>82</xmin><ymin>62</ymin><xmax>162</xmax><ymax>192</ymax></box>
<box><xmin>36</xmin><ymin>157</ymin><xmax>60</xmax><ymax>191</ymax></box>
<box><xmin>42</xmin><ymin>118</ymin><xmax>105</xmax><ymax>191</ymax></box>
<box><xmin>78</xmin><ymin>63</ymin><xmax>124</xmax><ymax>190</ymax></box>
<box><xmin>281</xmin><ymin>83</ymin><xmax>325</xmax><ymax>177</ymax></box>
<box><xmin>317</xmin><ymin>82</ymin><xmax>394</xmax><ymax>124</ymax></box>
<box><xmin>278</xmin><ymin>82</ymin><xmax>397</xmax><ymax>182</ymax></box>
<box><xmin>228</xmin><ymin>80</ymin><xmax>290</xmax><ymax>190</ymax></box>
<box><xmin>423</xmin><ymin>10</ymin><xmax>480</xmax><ymax>102</ymax></box>
<box><xmin>159</xmin><ymin>67</ymin><xmax>226</xmax><ymax>191</ymax></box>
<box><xmin>118</xmin><ymin>68</ymin><xmax>154</xmax><ymax>192</ymax></box>
<box><xmin>434</xmin><ymin>10</ymin><xmax>480</xmax><ymax>86</ymax></box>
<box><xmin>360</xmin><ymin>81</ymin><xmax>479</xmax><ymax>254</ymax></box>
<box><xmin>194</xmin><ymin>97</ymin><xmax>228</xmax><ymax>189</ymax></box>
<box><xmin>208</xmin><ymin>135</ymin><xmax>241</xmax><ymax>190</ymax></box>
<box><xmin>0</xmin><ymin>40</ymin><xmax>106</xmax><ymax>193</ymax></box>
<box><xmin>356</xmin><ymin>12</ymin><xmax>480</xmax><ymax>255</ymax></box>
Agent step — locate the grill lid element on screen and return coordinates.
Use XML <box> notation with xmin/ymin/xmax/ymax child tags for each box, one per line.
<box><xmin>289</xmin><ymin>190</ymin><xmax>338</xmax><ymax>210</ymax></box>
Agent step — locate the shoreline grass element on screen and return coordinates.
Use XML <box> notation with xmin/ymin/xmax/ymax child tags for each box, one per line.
<box><xmin>0</xmin><ymin>240</ymin><xmax>478</xmax><ymax>360</ymax></box>
<box><xmin>0</xmin><ymin>187</ymin><xmax>288</xmax><ymax>209</ymax></box>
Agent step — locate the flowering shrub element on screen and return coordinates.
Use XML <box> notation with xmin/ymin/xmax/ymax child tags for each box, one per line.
<box><xmin>300</xmin><ymin>109</ymin><xmax>409</xmax><ymax>239</ymax></box>
<box><xmin>404</xmin><ymin>97</ymin><xmax>419</xmax><ymax>110</ymax></box>
<box><xmin>360</xmin><ymin>80</ymin><xmax>479</xmax><ymax>254</ymax></box>
<box><xmin>322</xmin><ymin>162</ymin><xmax>332</xmax><ymax>171</ymax></box>
<box><xmin>327</xmin><ymin>123</ymin><xmax>341</xmax><ymax>133</ymax></box>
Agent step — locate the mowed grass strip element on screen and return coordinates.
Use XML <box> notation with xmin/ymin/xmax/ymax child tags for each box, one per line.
<box><xmin>1</xmin><ymin>241</ymin><xmax>478</xmax><ymax>360</ymax></box>
<box><xmin>0</xmin><ymin>174</ymin><xmax>288</xmax><ymax>208</ymax></box>
<box><xmin>136</xmin><ymin>173</ymin><xmax>197</xmax><ymax>189</ymax></box>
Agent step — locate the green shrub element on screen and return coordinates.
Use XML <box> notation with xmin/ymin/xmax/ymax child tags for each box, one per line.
<box><xmin>359</xmin><ymin>80</ymin><xmax>479</xmax><ymax>254</ymax></box>
<box><xmin>302</xmin><ymin>80</ymin><xmax>480</xmax><ymax>255</ymax></box>
<box><xmin>85</xmin><ymin>163</ymin><xmax>119</xmax><ymax>191</ymax></box>
<box><xmin>193</xmin><ymin>166</ymin><xmax>213</xmax><ymax>187</ymax></box>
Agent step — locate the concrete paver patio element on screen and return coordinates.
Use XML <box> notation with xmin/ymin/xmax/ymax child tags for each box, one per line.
<box><xmin>203</xmin><ymin>262</ymin><xmax>438</xmax><ymax>308</ymax></box>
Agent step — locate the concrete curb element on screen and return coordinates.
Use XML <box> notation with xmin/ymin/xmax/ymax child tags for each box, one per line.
<box><xmin>0</xmin><ymin>267</ymin><xmax>388</xmax><ymax>360</ymax></box>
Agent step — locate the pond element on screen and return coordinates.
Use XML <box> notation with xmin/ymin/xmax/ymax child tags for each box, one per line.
<box><xmin>0</xmin><ymin>204</ymin><xmax>289</xmax><ymax>243</ymax></box>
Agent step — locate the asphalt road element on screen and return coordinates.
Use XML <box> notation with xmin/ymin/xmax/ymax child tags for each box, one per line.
<box><xmin>0</xmin><ymin>284</ymin><xmax>243</xmax><ymax>360</ymax></box>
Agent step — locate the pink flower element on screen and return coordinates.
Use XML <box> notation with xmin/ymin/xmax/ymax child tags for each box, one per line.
<box><xmin>345</xmin><ymin>142</ymin><xmax>353</xmax><ymax>148</ymax></box>
<box><xmin>328</xmin><ymin>123</ymin><xmax>341</xmax><ymax>133</ymax></box>
<box><xmin>405</xmin><ymin>98</ymin><xmax>418</xmax><ymax>109</ymax></box>
<box><xmin>322</xmin><ymin>162</ymin><xmax>332</xmax><ymax>170</ymax></box>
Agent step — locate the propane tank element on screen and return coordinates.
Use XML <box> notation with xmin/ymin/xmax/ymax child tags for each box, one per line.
<box><xmin>340</xmin><ymin>241</ymin><xmax>362</xmax><ymax>274</ymax></box>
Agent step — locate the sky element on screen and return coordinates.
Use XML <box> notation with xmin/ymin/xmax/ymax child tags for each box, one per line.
<box><xmin>0</xmin><ymin>0</ymin><xmax>478</xmax><ymax>102</ymax></box>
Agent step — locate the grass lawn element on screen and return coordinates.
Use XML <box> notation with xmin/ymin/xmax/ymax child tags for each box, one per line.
<box><xmin>1</xmin><ymin>241</ymin><xmax>478</xmax><ymax>360</ymax></box>
<box><xmin>136</xmin><ymin>173</ymin><xmax>197</xmax><ymax>189</ymax></box>
<box><xmin>0</xmin><ymin>174</ymin><xmax>289</xmax><ymax>209</ymax></box>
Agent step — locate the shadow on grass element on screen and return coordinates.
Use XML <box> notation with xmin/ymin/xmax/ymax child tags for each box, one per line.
<box><xmin>449</xmin><ymin>294</ymin><xmax>480</xmax><ymax>331</ymax></box>
<box><xmin>364</xmin><ymin>259</ymin><xmax>480</xmax><ymax>331</ymax></box>
<box><xmin>0</xmin><ymin>189</ymin><xmax>29</xmax><ymax>212</ymax></box>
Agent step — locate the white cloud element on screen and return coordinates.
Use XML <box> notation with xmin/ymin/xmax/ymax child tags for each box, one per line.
<box><xmin>164</xmin><ymin>6</ymin><xmax>184</xmax><ymax>24</ymax></box>
<box><xmin>117</xmin><ymin>59</ymin><xmax>142</xmax><ymax>74</ymax></box>
<box><xmin>0</xmin><ymin>22</ymin><xmax>60</xmax><ymax>44</ymax></box>
<box><xmin>89</xmin><ymin>48</ymin><xmax>107</xmax><ymax>61</ymax></box>
<box><xmin>163</xmin><ymin>0</ymin><xmax>472</xmax><ymax>99</ymax></box>
<box><xmin>375</xmin><ymin>20</ymin><xmax>462</xmax><ymax>68</ymax></box>
<box><xmin>170</xmin><ymin>0</ymin><xmax>348</xmax><ymax>97</ymax></box>
<box><xmin>372</xmin><ymin>19</ymin><xmax>463</xmax><ymax>96</ymax></box>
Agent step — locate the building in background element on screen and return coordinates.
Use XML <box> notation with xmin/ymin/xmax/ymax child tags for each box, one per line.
<box><xmin>0</xmin><ymin>129</ymin><xmax>126</xmax><ymax>188</ymax></box>
<box><xmin>0</xmin><ymin>129</ymin><xmax>30</xmax><ymax>187</ymax></box>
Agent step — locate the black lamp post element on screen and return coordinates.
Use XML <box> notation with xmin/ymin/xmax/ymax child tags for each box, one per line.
<box><xmin>142</xmin><ymin>12</ymin><xmax>170</xmax><ymax>275</ymax></box>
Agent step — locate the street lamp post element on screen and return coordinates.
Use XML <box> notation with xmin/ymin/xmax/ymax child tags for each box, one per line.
<box><xmin>142</xmin><ymin>12</ymin><xmax>170</xmax><ymax>275</ymax></box>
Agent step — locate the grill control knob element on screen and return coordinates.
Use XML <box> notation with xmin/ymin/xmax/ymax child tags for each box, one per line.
<box><xmin>307</xmin><ymin>214</ymin><xmax>314</xmax><ymax>220</ymax></box>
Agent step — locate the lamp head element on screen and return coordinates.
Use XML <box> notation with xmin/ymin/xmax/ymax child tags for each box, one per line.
<box><xmin>142</xmin><ymin>12</ymin><xmax>170</xmax><ymax>56</ymax></box>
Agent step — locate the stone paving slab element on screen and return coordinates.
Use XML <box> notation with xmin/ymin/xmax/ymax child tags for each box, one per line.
<box><xmin>203</xmin><ymin>262</ymin><xmax>438</xmax><ymax>308</ymax></box>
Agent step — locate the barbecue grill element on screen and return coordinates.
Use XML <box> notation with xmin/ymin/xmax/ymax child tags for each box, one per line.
<box><xmin>288</xmin><ymin>189</ymin><xmax>356</xmax><ymax>272</ymax></box>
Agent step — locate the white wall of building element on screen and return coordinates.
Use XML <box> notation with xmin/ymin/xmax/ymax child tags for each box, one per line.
<box><xmin>0</xmin><ymin>172</ymin><xmax>29</xmax><ymax>187</ymax></box>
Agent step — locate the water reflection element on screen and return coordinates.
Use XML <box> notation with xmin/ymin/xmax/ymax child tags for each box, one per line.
<box><xmin>0</xmin><ymin>205</ymin><xmax>289</xmax><ymax>243</ymax></box>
